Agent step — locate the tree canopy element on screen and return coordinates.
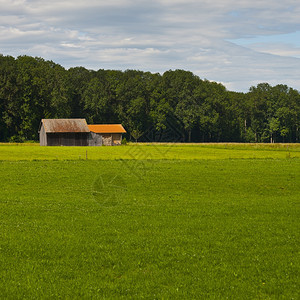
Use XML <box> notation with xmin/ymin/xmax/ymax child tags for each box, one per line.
<box><xmin>0</xmin><ymin>54</ymin><xmax>299</xmax><ymax>143</ymax></box>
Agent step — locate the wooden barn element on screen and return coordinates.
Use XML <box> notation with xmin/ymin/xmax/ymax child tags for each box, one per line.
<box><xmin>88</xmin><ymin>124</ymin><xmax>126</xmax><ymax>146</ymax></box>
<box><xmin>39</xmin><ymin>119</ymin><xmax>90</xmax><ymax>146</ymax></box>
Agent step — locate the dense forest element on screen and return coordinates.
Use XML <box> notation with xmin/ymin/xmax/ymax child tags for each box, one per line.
<box><xmin>0</xmin><ymin>54</ymin><xmax>299</xmax><ymax>143</ymax></box>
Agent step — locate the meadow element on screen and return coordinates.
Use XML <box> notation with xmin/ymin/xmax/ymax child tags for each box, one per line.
<box><xmin>0</xmin><ymin>143</ymin><xmax>299</xmax><ymax>299</ymax></box>
<box><xmin>0</xmin><ymin>142</ymin><xmax>300</xmax><ymax>161</ymax></box>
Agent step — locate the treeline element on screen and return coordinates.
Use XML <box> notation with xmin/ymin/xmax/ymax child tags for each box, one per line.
<box><xmin>0</xmin><ymin>54</ymin><xmax>299</xmax><ymax>143</ymax></box>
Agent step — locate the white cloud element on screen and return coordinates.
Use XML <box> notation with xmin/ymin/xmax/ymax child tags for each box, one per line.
<box><xmin>0</xmin><ymin>0</ymin><xmax>300</xmax><ymax>91</ymax></box>
<box><xmin>243</xmin><ymin>43</ymin><xmax>300</xmax><ymax>58</ymax></box>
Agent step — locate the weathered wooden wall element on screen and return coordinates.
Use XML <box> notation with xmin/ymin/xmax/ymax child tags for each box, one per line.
<box><xmin>39</xmin><ymin>125</ymin><xmax>47</xmax><ymax>146</ymax></box>
<box><xmin>47</xmin><ymin>133</ymin><xmax>89</xmax><ymax>146</ymax></box>
<box><xmin>88</xmin><ymin>132</ymin><xmax>102</xmax><ymax>146</ymax></box>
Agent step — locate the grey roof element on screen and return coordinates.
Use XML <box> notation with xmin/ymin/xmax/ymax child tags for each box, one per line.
<box><xmin>41</xmin><ymin>119</ymin><xmax>90</xmax><ymax>133</ymax></box>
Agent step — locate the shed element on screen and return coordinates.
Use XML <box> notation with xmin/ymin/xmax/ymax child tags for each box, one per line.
<box><xmin>88</xmin><ymin>124</ymin><xmax>126</xmax><ymax>146</ymax></box>
<box><xmin>39</xmin><ymin>119</ymin><xmax>90</xmax><ymax>146</ymax></box>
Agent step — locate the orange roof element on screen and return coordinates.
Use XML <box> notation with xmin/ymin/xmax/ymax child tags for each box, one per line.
<box><xmin>88</xmin><ymin>124</ymin><xmax>126</xmax><ymax>133</ymax></box>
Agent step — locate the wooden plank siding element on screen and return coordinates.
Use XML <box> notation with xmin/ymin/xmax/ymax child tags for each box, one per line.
<box><xmin>39</xmin><ymin>119</ymin><xmax>90</xmax><ymax>146</ymax></box>
<box><xmin>39</xmin><ymin>124</ymin><xmax>47</xmax><ymax>146</ymax></box>
<box><xmin>46</xmin><ymin>133</ymin><xmax>89</xmax><ymax>146</ymax></box>
<box><xmin>88</xmin><ymin>132</ymin><xmax>102</xmax><ymax>146</ymax></box>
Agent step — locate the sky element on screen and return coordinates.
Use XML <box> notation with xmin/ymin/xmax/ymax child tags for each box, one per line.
<box><xmin>1</xmin><ymin>0</ymin><xmax>300</xmax><ymax>92</ymax></box>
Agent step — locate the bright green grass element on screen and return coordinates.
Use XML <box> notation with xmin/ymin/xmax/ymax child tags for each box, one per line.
<box><xmin>0</xmin><ymin>156</ymin><xmax>299</xmax><ymax>298</ymax></box>
<box><xmin>0</xmin><ymin>142</ymin><xmax>300</xmax><ymax>161</ymax></box>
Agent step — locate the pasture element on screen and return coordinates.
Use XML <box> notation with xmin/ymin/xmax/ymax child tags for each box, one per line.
<box><xmin>0</xmin><ymin>142</ymin><xmax>300</xmax><ymax>161</ymax></box>
<box><xmin>0</xmin><ymin>143</ymin><xmax>299</xmax><ymax>298</ymax></box>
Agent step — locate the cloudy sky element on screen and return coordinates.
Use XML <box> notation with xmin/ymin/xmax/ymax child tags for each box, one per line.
<box><xmin>1</xmin><ymin>0</ymin><xmax>300</xmax><ymax>92</ymax></box>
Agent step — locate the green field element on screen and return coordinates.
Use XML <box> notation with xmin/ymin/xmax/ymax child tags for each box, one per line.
<box><xmin>1</xmin><ymin>142</ymin><xmax>300</xmax><ymax>161</ymax></box>
<box><xmin>0</xmin><ymin>144</ymin><xmax>299</xmax><ymax>299</ymax></box>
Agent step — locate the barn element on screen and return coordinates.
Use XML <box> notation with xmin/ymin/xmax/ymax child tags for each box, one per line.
<box><xmin>88</xmin><ymin>124</ymin><xmax>126</xmax><ymax>146</ymax></box>
<box><xmin>39</xmin><ymin>119</ymin><xmax>90</xmax><ymax>146</ymax></box>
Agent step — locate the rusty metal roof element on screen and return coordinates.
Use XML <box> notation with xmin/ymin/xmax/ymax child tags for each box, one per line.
<box><xmin>88</xmin><ymin>124</ymin><xmax>126</xmax><ymax>133</ymax></box>
<box><xmin>41</xmin><ymin>119</ymin><xmax>90</xmax><ymax>133</ymax></box>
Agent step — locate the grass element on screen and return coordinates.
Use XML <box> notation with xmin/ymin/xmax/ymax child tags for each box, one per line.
<box><xmin>0</xmin><ymin>144</ymin><xmax>299</xmax><ymax>298</ymax></box>
<box><xmin>0</xmin><ymin>142</ymin><xmax>299</xmax><ymax>161</ymax></box>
